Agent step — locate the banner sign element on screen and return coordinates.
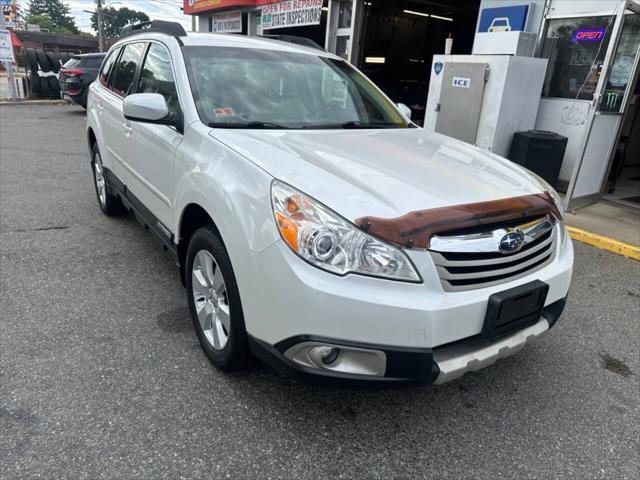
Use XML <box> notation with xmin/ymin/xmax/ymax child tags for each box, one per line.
<box><xmin>0</xmin><ymin>28</ymin><xmax>15</xmax><ymax>63</ymax></box>
<box><xmin>212</xmin><ymin>10</ymin><xmax>242</xmax><ymax>32</ymax></box>
<box><xmin>183</xmin><ymin>0</ymin><xmax>275</xmax><ymax>15</ymax></box>
<box><xmin>184</xmin><ymin>0</ymin><xmax>251</xmax><ymax>15</ymax></box>
<box><xmin>261</xmin><ymin>0</ymin><xmax>323</xmax><ymax>30</ymax></box>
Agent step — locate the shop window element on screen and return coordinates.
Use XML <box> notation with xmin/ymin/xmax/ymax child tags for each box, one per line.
<box><xmin>541</xmin><ymin>16</ymin><xmax>614</xmax><ymax>100</ymax></box>
<box><xmin>336</xmin><ymin>36</ymin><xmax>350</xmax><ymax>60</ymax></box>
<box><xmin>338</xmin><ymin>0</ymin><xmax>352</xmax><ymax>29</ymax></box>
<box><xmin>600</xmin><ymin>15</ymin><xmax>640</xmax><ymax>112</ymax></box>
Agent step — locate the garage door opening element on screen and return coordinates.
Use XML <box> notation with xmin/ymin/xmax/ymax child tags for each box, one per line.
<box><xmin>358</xmin><ymin>0</ymin><xmax>480</xmax><ymax>124</ymax></box>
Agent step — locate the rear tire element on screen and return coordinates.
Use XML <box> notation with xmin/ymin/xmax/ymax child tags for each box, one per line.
<box><xmin>91</xmin><ymin>144</ymin><xmax>124</xmax><ymax>216</ymax></box>
<box><xmin>186</xmin><ymin>227</ymin><xmax>249</xmax><ymax>371</ymax></box>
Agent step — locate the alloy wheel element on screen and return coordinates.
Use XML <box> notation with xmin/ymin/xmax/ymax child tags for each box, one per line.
<box><xmin>94</xmin><ymin>154</ymin><xmax>106</xmax><ymax>206</ymax></box>
<box><xmin>191</xmin><ymin>250</ymin><xmax>230</xmax><ymax>350</ymax></box>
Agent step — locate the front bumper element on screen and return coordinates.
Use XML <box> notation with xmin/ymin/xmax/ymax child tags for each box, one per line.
<box><xmin>248</xmin><ymin>297</ymin><xmax>566</xmax><ymax>385</ymax></box>
<box><xmin>226</xmin><ymin>224</ymin><xmax>573</xmax><ymax>384</ymax></box>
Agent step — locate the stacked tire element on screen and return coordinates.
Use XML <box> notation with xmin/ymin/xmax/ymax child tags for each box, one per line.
<box><xmin>25</xmin><ymin>48</ymin><xmax>71</xmax><ymax>99</ymax></box>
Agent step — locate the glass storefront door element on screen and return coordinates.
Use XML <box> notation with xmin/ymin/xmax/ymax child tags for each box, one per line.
<box><xmin>536</xmin><ymin>3</ymin><xmax>640</xmax><ymax>209</ymax></box>
<box><xmin>566</xmin><ymin>11</ymin><xmax>640</xmax><ymax>208</ymax></box>
<box><xmin>326</xmin><ymin>0</ymin><xmax>363</xmax><ymax>62</ymax></box>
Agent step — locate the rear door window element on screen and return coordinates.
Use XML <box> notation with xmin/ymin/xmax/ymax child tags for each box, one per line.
<box><xmin>110</xmin><ymin>42</ymin><xmax>146</xmax><ymax>97</ymax></box>
<box><xmin>98</xmin><ymin>47</ymin><xmax>120</xmax><ymax>88</ymax></box>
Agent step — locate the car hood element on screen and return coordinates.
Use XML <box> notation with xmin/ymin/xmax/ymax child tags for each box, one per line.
<box><xmin>209</xmin><ymin>128</ymin><xmax>545</xmax><ymax>221</ymax></box>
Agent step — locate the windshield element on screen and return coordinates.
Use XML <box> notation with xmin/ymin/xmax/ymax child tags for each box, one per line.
<box><xmin>182</xmin><ymin>46</ymin><xmax>409</xmax><ymax>129</ymax></box>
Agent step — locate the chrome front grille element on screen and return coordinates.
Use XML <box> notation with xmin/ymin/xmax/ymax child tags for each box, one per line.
<box><xmin>429</xmin><ymin>216</ymin><xmax>557</xmax><ymax>292</ymax></box>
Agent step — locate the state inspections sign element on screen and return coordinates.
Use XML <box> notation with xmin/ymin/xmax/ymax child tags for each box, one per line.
<box><xmin>261</xmin><ymin>0</ymin><xmax>323</xmax><ymax>30</ymax></box>
<box><xmin>212</xmin><ymin>11</ymin><xmax>242</xmax><ymax>33</ymax></box>
<box><xmin>0</xmin><ymin>29</ymin><xmax>15</xmax><ymax>63</ymax></box>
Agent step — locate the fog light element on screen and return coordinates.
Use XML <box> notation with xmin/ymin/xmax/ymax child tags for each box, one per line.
<box><xmin>309</xmin><ymin>346</ymin><xmax>340</xmax><ymax>365</ymax></box>
<box><xmin>284</xmin><ymin>342</ymin><xmax>386</xmax><ymax>376</ymax></box>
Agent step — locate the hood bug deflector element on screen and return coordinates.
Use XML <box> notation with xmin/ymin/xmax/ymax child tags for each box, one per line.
<box><xmin>355</xmin><ymin>192</ymin><xmax>560</xmax><ymax>250</ymax></box>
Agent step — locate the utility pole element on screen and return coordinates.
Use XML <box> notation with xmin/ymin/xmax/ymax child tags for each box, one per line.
<box><xmin>0</xmin><ymin>10</ymin><xmax>19</xmax><ymax>101</ymax></box>
<box><xmin>96</xmin><ymin>0</ymin><xmax>105</xmax><ymax>52</ymax></box>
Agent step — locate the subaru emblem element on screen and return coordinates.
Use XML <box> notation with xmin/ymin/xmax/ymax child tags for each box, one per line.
<box><xmin>498</xmin><ymin>230</ymin><xmax>525</xmax><ymax>254</ymax></box>
<box><xmin>434</xmin><ymin>62</ymin><xmax>443</xmax><ymax>75</ymax></box>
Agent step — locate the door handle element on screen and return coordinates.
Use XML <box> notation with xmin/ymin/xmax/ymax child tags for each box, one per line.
<box><xmin>122</xmin><ymin>122</ymin><xmax>133</xmax><ymax>137</ymax></box>
<box><xmin>96</xmin><ymin>103</ymin><xmax>104</xmax><ymax>114</ymax></box>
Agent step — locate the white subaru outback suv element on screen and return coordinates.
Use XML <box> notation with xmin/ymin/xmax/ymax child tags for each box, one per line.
<box><xmin>86</xmin><ymin>22</ymin><xmax>573</xmax><ymax>384</ymax></box>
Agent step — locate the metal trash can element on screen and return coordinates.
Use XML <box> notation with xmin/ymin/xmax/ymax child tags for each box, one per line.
<box><xmin>508</xmin><ymin>130</ymin><xmax>568</xmax><ymax>189</ymax></box>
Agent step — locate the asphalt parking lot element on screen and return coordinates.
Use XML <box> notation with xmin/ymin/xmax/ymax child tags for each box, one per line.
<box><xmin>1</xmin><ymin>104</ymin><xmax>639</xmax><ymax>479</ymax></box>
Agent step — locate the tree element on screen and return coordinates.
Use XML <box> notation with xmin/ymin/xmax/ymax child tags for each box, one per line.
<box><xmin>25</xmin><ymin>0</ymin><xmax>79</xmax><ymax>34</ymax></box>
<box><xmin>22</xmin><ymin>14</ymin><xmax>74</xmax><ymax>34</ymax></box>
<box><xmin>91</xmin><ymin>7</ymin><xmax>150</xmax><ymax>38</ymax></box>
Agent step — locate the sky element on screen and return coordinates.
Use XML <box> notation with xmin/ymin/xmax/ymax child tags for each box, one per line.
<box><xmin>17</xmin><ymin>0</ymin><xmax>192</xmax><ymax>33</ymax></box>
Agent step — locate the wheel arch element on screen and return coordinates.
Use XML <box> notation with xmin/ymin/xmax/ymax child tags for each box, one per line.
<box><xmin>177</xmin><ymin>203</ymin><xmax>223</xmax><ymax>285</ymax></box>
<box><xmin>87</xmin><ymin>127</ymin><xmax>97</xmax><ymax>154</ymax></box>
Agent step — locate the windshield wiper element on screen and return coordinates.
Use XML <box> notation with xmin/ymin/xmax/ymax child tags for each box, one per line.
<box><xmin>302</xmin><ymin>121</ymin><xmax>402</xmax><ymax>129</ymax></box>
<box><xmin>208</xmin><ymin>121</ymin><xmax>290</xmax><ymax>129</ymax></box>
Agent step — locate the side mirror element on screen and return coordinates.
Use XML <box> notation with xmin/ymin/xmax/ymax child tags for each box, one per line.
<box><xmin>397</xmin><ymin>103</ymin><xmax>412</xmax><ymax>121</ymax></box>
<box><xmin>123</xmin><ymin>93</ymin><xmax>178</xmax><ymax>127</ymax></box>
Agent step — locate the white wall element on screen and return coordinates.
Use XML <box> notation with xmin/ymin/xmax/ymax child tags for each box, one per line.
<box><xmin>547</xmin><ymin>0</ymin><xmax>623</xmax><ymax>16</ymax></box>
<box><xmin>535</xmin><ymin>99</ymin><xmax>593</xmax><ymax>182</ymax></box>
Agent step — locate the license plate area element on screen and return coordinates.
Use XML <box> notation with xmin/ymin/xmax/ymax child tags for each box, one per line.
<box><xmin>482</xmin><ymin>280</ymin><xmax>549</xmax><ymax>341</ymax></box>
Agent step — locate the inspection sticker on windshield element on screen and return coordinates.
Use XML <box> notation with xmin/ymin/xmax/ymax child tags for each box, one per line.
<box><xmin>214</xmin><ymin>107</ymin><xmax>235</xmax><ymax>117</ymax></box>
<box><xmin>452</xmin><ymin>77</ymin><xmax>471</xmax><ymax>88</ymax></box>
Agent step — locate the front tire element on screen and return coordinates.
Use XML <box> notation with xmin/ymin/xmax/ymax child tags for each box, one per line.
<box><xmin>186</xmin><ymin>226</ymin><xmax>249</xmax><ymax>371</ymax></box>
<box><xmin>91</xmin><ymin>144</ymin><xmax>124</xmax><ymax>216</ymax></box>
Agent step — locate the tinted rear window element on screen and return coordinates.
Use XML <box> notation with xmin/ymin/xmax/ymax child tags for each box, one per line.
<box><xmin>64</xmin><ymin>57</ymin><xmax>103</xmax><ymax>69</ymax></box>
<box><xmin>79</xmin><ymin>57</ymin><xmax>104</xmax><ymax>68</ymax></box>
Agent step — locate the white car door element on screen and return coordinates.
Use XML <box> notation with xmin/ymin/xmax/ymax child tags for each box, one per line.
<box><xmin>121</xmin><ymin>41</ymin><xmax>183</xmax><ymax>233</ymax></box>
<box><xmin>100</xmin><ymin>41</ymin><xmax>147</xmax><ymax>190</ymax></box>
<box><xmin>92</xmin><ymin>45</ymin><xmax>121</xmax><ymax>170</ymax></box>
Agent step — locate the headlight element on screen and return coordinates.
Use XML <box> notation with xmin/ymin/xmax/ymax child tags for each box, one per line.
<box><xmin>271</xmin><ymin>180</ymin><xmax>421</xmax><ymax>283</ymax></box>
<box><xmin>527</xmin><ymin>172</ymin><xmax>566</xmax><ymax>244</ymax></box>
<box><xmin>528</xmin><ymin>172</ymin><xmax>565</xmax><ymax>221</ymax></box>
<box><xmin>546</xmin><ymin>185</ymin><xmax>565</xmax><ymax>221</ymax></box>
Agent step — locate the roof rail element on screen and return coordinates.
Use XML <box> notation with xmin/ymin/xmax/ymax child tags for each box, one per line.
<box><xmin>261</xmin><ymin>35</ymin><xmax>323</xmax><ymax>50</ymax></box>
<box><xmin>119</xmin><ymin>20</ymin><xmax>187</xmax><ymax>39</ymax></box>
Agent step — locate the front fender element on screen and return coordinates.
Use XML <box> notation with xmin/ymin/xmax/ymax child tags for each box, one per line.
<box><xmin>173</xmin><ymin>129</ymin><xmax>279</xmax><ymax>253</ymax></box>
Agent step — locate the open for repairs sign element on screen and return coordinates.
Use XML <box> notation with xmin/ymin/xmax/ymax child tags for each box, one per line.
<box><xmin>261</xmin><ymin>0</ymin><xmax>323</xmax><ymax>30</ymax></box>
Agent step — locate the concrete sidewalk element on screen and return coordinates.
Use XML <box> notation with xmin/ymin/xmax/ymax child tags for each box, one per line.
<box><xmin>566</xmin><ymin>201</ymin><xmax>640</xmax><ymax>246</ymax></box>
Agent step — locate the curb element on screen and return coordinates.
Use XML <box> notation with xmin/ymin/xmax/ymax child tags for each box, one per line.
<box><xmin>567</xmin><ymin>226</ymin><xmax>640</xmax><ymax>261</ymax></box>
<box><xmin>0</xmin><ymin>100</ymin><xmax>70</xmax><ymax>106</ymax></box>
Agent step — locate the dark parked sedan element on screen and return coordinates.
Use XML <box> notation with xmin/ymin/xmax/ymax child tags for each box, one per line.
<box><xmin>59</xmin><ymin>53</ymin><xmax>105</xmax><ymax>108</ymax></box>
